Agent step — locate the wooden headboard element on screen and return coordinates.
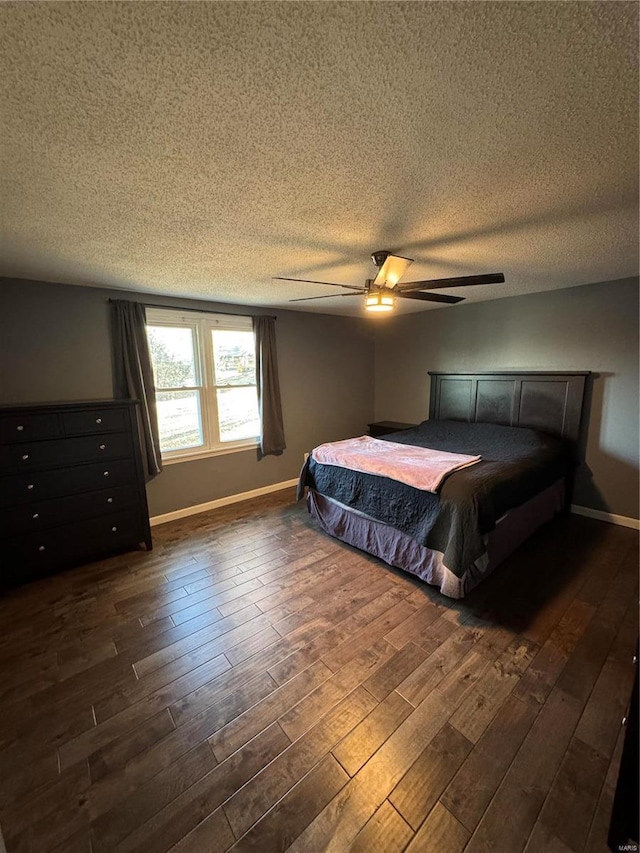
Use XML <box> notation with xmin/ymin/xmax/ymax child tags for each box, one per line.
<box><xmin>428</xmin><ymin>371</ymin><xmax>590</xmax><ymax>443</ymax></box>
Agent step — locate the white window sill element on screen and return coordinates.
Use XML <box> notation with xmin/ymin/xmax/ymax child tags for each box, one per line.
<box><xmin>161</xmin><ymin>441</ymin><xmax>259</xmax><ymax>466</ymax></box>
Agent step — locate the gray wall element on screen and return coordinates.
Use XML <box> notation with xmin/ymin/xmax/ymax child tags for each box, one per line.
<box><xmin>0</xmin><ymin>278</ymin><xmax>375</xmax><ymax>516</ymax></box>
<box><xmin>374</xmin><ymin>277</ymin><xmax>640</xmax><ymax>519</ymax></box>
<box><xmin>2</xmin><ymin>275</ymin><xmax>637</xmax><ymax>520</ymax></box>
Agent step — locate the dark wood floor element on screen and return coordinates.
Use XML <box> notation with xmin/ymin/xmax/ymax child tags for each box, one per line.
<box><xmin>0</xmin><ymin>489</ymin><xmax>637</xmax><ymax>853</ymax></box>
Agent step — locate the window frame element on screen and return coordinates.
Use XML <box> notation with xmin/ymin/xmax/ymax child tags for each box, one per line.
<box><xmin>146</xmin><ymin>307</ymin><xmax>259</xmax><ymax>464</ymax></box>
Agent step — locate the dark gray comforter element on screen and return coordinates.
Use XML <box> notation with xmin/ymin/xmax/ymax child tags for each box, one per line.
<box><xmin>298</xmin><ymin>420</ymin><xmax>569</xmax><ymax>577</ymax></box>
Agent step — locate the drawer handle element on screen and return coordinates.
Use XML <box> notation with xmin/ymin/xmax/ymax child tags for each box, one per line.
<box><xmin>99</xmin><ymin>444</ymin><xmax>106</xmax><ymax>451</ymax></box>
<box><xmin>22</xmin><ymin>454</ymin><xmax>29</xmax><ymax>461</ymax></box>
<box><xmin>103</xmin><ymin>471</ymin><xmax>110</xmax><ymax>477</ymax></box>
<box><xmin>32</xmin><ymin>513</ymin><xmax>39</xmax><ymax>520</ymax></box>
<box><xmin>38</xmin><ymin>545</ymin><xmax>45</xmax><ymax>552</ymax></box>
<box><xmin>27</xmin><ymin>484</ymin><xmax>34</xmax><ymax>490</ymax></box>
<box><xmin>111</xmin><ymin>526</ymin><xmax>118</xmax><ymax>532</ymax></box>
<box><xmin>96</xmin><ymin>418</ymin><xmax>102</xmax><ymax>424</ymax></box>
<box><xmin>107</xmin><ymin>497</ymin><xmax>113</xmax><ymax>503</ymax></box>
<box><xmin>16</xmin><ymin>425</ymin><xmax>24</xmax><ymax>432</ymax></box>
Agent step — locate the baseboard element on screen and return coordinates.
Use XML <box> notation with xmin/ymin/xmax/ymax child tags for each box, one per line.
<box><xmin>571</xmin><ymin>504</ymin><xmax>640</xmax><ymax>530</ymax></box>
<box><xmin>150</xmin><ymin>479</ymin><xmax>299</xmax><ymax>527</ymax></box>
<box><xmin>150</xmin><ymin>488</ymin><xmax>639</xmax><ymax>530</ymax></box>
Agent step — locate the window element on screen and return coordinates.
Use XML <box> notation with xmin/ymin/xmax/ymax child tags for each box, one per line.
<box><xmin>146</xmin><ymin>308</ymin><xmax>259</xmax><ymax>462</ymax></box>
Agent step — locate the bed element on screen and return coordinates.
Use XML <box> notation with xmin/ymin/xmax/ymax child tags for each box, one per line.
<box><xmin>298</xmin><ymin>371</ymin><xmax>589</xmax><ymax>598</ymax></box>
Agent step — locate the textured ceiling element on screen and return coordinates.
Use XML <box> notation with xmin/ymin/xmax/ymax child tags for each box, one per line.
<box><xmin>0</xmin><ymin>1</ymin><xmax>638</xmax><ymax>316</ymax></box>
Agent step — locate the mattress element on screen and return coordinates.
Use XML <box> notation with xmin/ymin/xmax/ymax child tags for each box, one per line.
<box><xmin>298</xmin><ymin>420</ymin><xmax>570</xmax><ymax>579</ymax></box>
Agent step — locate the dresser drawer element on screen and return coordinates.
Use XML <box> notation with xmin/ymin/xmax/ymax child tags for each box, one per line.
<box><xmin>2</xmin><ymin>510</ymin><xmax>144</xmax><ymax>583</ymax></box>
<box><xmin>0</xmin><ymin>412</ymin><xmax>62</xmax><ymax>444</ymax></box>
<box><xmin>0</xmin><ymin>485</ymin><xmax>138</xmax><ymax>536</ymax></box>
<box><xmin>0</xmin><ymin>459</ymin><xmax>136</xmax><ymax>508</ymax></box>
<box><xmin>0</xmin><ymin>432</ymin><xmax>132</xmax><ymax>473</ymax></box>
<box><xmin>62</xmin><ymin>408</ymin><xmax>127</xmax><ymax>436</ymax></box>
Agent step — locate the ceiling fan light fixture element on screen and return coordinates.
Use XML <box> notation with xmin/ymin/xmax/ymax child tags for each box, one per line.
<box><xmin>365</xmin><ymin>291</ymin><xmax>395</xmax><ymax>313</ymax></box>
<box><xmin>280</xmin><ymin>254</ymin><xmax>504</xmax><ymax>313</ymax></box>
<box><xmin>372</xmin><ymin>253</ymin><xmax>414</xmax><ymax>289</ymax></box>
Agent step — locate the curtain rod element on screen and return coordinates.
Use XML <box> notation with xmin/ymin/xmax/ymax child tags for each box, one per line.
<box><xmin>108</xmin><ymin>298</ymin><xmax>276</xmax><ymax>320</ymax></box>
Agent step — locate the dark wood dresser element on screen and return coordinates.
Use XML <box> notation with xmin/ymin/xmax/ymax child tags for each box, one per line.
<box><xmin>0</xmin><ymin>400</ymin><xmax>152</xmax><ymax>588</ymax></box>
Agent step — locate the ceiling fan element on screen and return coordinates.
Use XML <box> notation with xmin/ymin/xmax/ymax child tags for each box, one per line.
<box><xmin>274</xmin><ymin>251</ymin><xmax>505</xmax><ymax>313</ymax></box>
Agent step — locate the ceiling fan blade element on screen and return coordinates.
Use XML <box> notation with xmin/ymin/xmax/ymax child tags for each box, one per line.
<box><xmin>398</xmin><ymin>273</ymin><xmax>505</xmax><ymax>292</ymax></box>
<box><xmin>372</xmin><ymin>254</ymin><xmax>414</xmax><ymax>288</ymax></box>
<box><xmin>289</xmin><ymin>292</ymin><xmax>363</xmax><ymax>302</ymax></box>
<box><xmin>397</xmin><ymin>291</ymin><xmax>465</xmax><ymax>304</ymax></box>
<box><xmin>274</xmin><ymin>276</ymin><xmax>364</xmax><ymax>292</ymax></box>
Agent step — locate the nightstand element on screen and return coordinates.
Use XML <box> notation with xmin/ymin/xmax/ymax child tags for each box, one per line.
<box><xmin>368</xmin><ymin>421</ymin><xmax>417</xmax><ymax>437</ymax></box>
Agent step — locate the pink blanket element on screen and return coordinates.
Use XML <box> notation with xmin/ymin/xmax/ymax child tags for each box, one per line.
<box><xmin>312</xmin><ymin>435</ymin><xmax>481</xmax><ymax>493</ymax></box>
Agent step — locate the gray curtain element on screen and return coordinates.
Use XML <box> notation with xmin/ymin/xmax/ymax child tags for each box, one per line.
<box><xmin>110</xmin><ymin>300</ymin><xmax>163</xmax><ymax>480</ymax></box>
<box><xmin>254</xmin><ymin>316</ymin><xmax>286</xmax><ymax>460</ymax></box>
